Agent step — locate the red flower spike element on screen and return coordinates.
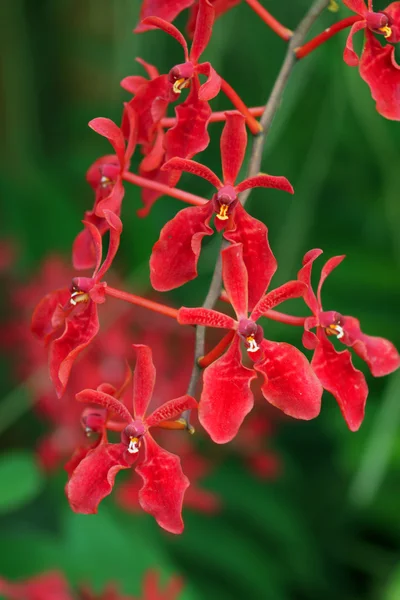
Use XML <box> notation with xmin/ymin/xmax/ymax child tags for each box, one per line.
<box><xmin>342</xmin><ymin>0</ymin><xmax>400</xmax><ymax>119</ymax></box>
<box><xmin>32</xmin><ymin>219</ymin><xmax>121</xmax><ymax>397</ymax></box>
<box><xmin>298</xmin><ymin>249</ymin><xmax>400</xmax><ymax>430</ymax></box>
<box><xmin>156</xmin><ymin>112</ymin><xmax>291</xmax><ymax>302</ymax></box>
<box><xmin>66</xmin><ymin>344</ymin><xmax>197</xmax><ymax>533</ymax></box>
<box><xmin>135</xmin><ymin>0</ymin><xmax>194</xmax><ymax>33</ymax></box>
<box><xmin>142</xmin><ymin>0</ymin><xmax>221</xmax><ymax>102</ymax></box>
<box><xmin>178</xmin><ymin>243</ymin><xmax>322</xmax><ymax>442</ymax></box>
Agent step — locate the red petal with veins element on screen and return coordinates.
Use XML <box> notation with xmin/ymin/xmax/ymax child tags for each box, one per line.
<box><xmin>343</xmin><ymin>20</ymin><xmax>366</xmax><ymax>66</ymax></box>
<box><xmin>312</xmin><ymin>331</ymin><xmax>368</xmax><ymax>431</ymax></box>
<box><xmin>136</xmin><ymin>434</ymin><xmax>188</xmax><ymax>533</ymax></box>
<box><xmin>236</xmin><ymin>174</ymin><xmax>294</xmax><ymax>194</ymax></box>
<box><xmin>66</xmin><ymin>442</ymin><xmax>130</xmax><ymax>514</ymax></box>
<box><xmin>190</xmin><ymin>0</ymin><xmax>215</xmax><ymax>63</ymax></box>
<box><xmin>162</xmin><ymin>157</ymin><xmax>222</xmax><ymax>187</ymax></box>
<box><xmin>76</xmin><ymin>389</ymin><xmax>132</xmax><ymax>423</ymax></box>
<box><xmin>94</xmin><ymin>178</ymin><xmax>124</xmax><ymax>221</ymax></box>
<box><xmin>141</xmin><ymin>17</ymin><xmax>189</xmax><ymax>60</ymax></box>
<box><xmin>342</xmin><ymin>0</ymin><xmax>368</xmax><ymax>15</ymax></box>
<box><xmin>135</xmin><ymin>0</ymin><xmax>193</xmax><ymax>33</ymax></box>
<box><xmin>187</xmin><ymin>0</ymin><xmax>240</xmax><ymax>37</ymax></box>
<box><xmin>89</xmin><ymin>118</ymin><xmax>126</xmax><ymax>168</ymax></box>
<box><xmin>131</xmin><ymin>344</ymin><xmax>156</xmax><ymax>419</ymax></box>
<box><xmin>95</xmin><ymin>213</ymin><xmax>122</xmax><ymax>281</ymax></box>
<box><xmin>199</xmin><ymin>336</ymin><xmax>257</xmax><ymax>443</ymax></box>
<box><xmin>140</xmin><ymin>128</ymin><xmax>165</xmax><ymax>173</ymax></box>
<box><xmin>31</xmin><ymin>288</ymin><xmax>70</xmax><ymax>342</ymax></box>
<box><xmin>178</xmin><ymin>306</ymin><xmax>237</xmax><ymax>329</ymax></box>
<box><xmin>221</xmin><ymin>243</ymin><xmax>248</xmax><ymax>319</ymax></box>
<box><xmin>298</xmin><ymin>248</ymin><xmax>323</xmax><ymax>315</ymax></box>
<box><xmin>147</xmin><ymin>395</ymin><xmax>197</xmax><ymax>427</ymax></box>
<box><xmin>342</xmin><ymin>316</ymin><xmax>400</xmax><ymax>376</ymax></box>
<box><xmin>359</xmin><ymin>30</ymin><xmax>400</xmax><ymax>120</ymax></box>
<box><xmin>317</xmin><ymin>255</ymin><xmax>345</xmax><ymax>306</ymax></box>
<box><xmin>49</xmin><ymin>301</ymin><xmax>99</xmax><ymax>397</ymax></box>
<box><xmin>82</xmin><ymin>220</ymin><xmax>102</xmax><ymax>276</ymax></box>
<box><xmin>164</xmin><ymin>81</ymin><xmax>212</xmax><ymax>165</ymax></box>
<box><xmin>150</xmin><ymin>204</ymin><xmax>213</xmax><ymax>291</ymax></box>
<box><xmin>303</xmin><ymin>316</ymin><xmax>319</xmax><ymax>350</ymax></box>
<box><xmin>385</xmin><ymin>3</ymin><xmax>400</xmax><ymax>42</ymax></box>
<box><xmin>126</xmin><ymin>75</ymin><xmax>170</xmax><ymax>144</ymax></box>
<box><xmin>251</xmin><ymin>281</ymin><xmax>306</xmax><ymax>322</ymax></box>
<box><xmin>220</xmin><ymin>111</ymin><xmax>246</xmax><ymax>185</ymax></box>
<box><xmin>224</xmin><ymin>204</ymin><xmax>277</xmax><ymax>312</ymax></box>
<box><xmin>197</xmin><ymin>61</ymin><xmax>222</xmax><ymax>101</ymax></box>
<box><xmin>254</xmin><ymin>339</ymin><xmax>322</xmax><ymax>420</ymax></box>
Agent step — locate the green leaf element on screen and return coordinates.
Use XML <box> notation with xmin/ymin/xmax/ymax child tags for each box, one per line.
<box><xmin>0</xmin><ymin>452</ymin><xmax>44</xmax><ymax>514</ymax></box>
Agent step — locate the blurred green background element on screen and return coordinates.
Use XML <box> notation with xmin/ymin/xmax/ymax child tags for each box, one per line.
<box><xmin>1</xmin><ymin>0</ymin><xmax>400</xmax><ymax>598</ymax></box>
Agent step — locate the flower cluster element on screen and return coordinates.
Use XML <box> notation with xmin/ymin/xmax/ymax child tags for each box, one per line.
<box><xmin>31</xmin><ymin>0</ymin><xmax>399</xmax><ymax>534</ymax></box>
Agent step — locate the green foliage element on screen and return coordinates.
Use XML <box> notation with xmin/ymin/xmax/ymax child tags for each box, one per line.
<box><xmin>0</xmin><ymin>452</ymin><xmax>43</xmax><ymax>514</ymax></box>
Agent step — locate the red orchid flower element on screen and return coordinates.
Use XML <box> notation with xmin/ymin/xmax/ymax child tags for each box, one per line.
<box><xmin>73</xmin><ymin>108</ymin><xmax>137</xmax><ymax>269</ymax></box>
<box><xmin>0</xmin><ymin>572</ymin><xmax>73</xmax><ymax>600</ymax></box>
<box><xmin>142</xmin><ymin>0</ymin><xmax>221</xmax><ymax>102</ymax></box>
<box><xmin>66</xmin><ymin>344</ymin><xmax>197</xmax><ymax>534</ymax></box>
<box><xmin>187</xmin><ymin>0</ymin><xmax>241</xmax><ymax>37</ymax></box>
<box><xmin>150</xmin><ymin>111</ymin><xmax>293</xmax><ymax>311</ymax></box>
<box><xmin>178</xmin><ymin>243</ymin><xmax>322</xmax><ymax>443</ymax></box>
<box><xmin>298</xmin><ymin>249</ymin><xmax>400</xmax><ymax>431</ymax></box>
<box><xmin>343</xmin><ymin>0</ymin><xmax>400</xmax><ymax>119</ymax></box>
<box><xmin>135</xmin><ymin>0</ymin><xmax>194</xmax><ymax>33</ymax></box>
<box><xmin>31</xmin><ymin>216</ymin><xmax>121</xmax><ymax>398</ymax></box>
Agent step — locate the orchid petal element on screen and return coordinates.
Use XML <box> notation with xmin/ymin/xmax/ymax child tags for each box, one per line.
<box><xmin>76</xmin><ymin>388</ymin><xmax>132</xmax><ymax>423</ymax></box>
<box><xmin>199</xmin><ymin>336</ymin><xmax>257</xmax><ymax>443</ymax></box>
<box><xmin>94</xmin><ymin>178</ymin><xmax>125</xmax><ymax>221</ymax></box>
<box><xmin>82</xmin><ymin>221</ymin><xmax>102</xmax><ymax>277</ymax></box>
<box><xmin>191</xmin><ymin>0</ymin><xmax>215</xmax><ymax>63</ymax></box>
<box><xmin>197</xmin><ymin>61</ymin><xmax>222</xmax><ymax>101</ymax></box>
<box><xmin>178</xmin><ymin>306</ymin><xmax>237</xmax><ymax>329</ymax></box>
<box><xmin>342</xmin><ymin>0</ymin><xmax>368</xmax><ymax>16</ymax></box>
<box><xmin>141</xmin><ymin>17</ymin><xmax>189</xmax><ymax>61</ymax></box>
<box><xmin>120</xmin><ymin>75</ymin><xmax>148</xmax><ymax>95</ymax></box>
<box><xmin>162</xmin><ymin>157</ymin><xmax>222</xmax><ymax>188</ymax></box>
<box><xmin>137</xmin><ymin>168</ymin><xmax>171</xmax><ymax>218</ymax></box>
<box><xmin>66</xmin><ymin>442</ymin><xmax>130</xmax><ymax>514</ymax></box>
<box><xmin>89</xmin><ymin>118</ymin><xmax>126</xmax><ymax>168</ymax></box>
<box><xmin>220</xmin><ymin>111</ymin><xmax>246</xmax><ymax>185</ymax></box>
<box><xmin>146</xmin><ymin>395</ymin><xmax>197</xmax><ymax>427</ymax></box>
<box><xmin>221</xmin><ymin>243</ymin><xmax>248</xmax><ymax>319</ymax></box>
<box><xmin>359</xmin><ymin>30</ymin><xmax>400</xmax><ymax>120</ymax></box>
<box><xmin>31</xmin><ymin>288</ymin><xmax>70</xmax><ymax>342</ymax></box>
<box><xmin>136</xmin><ymin>434</ymin><xmax>188</xmax><ymax>533</ymax></box>
<box><xmin>135</xmin><ymin>0</ymin><xmax>193</xmax><ymax>34</ymax></box>
<box><xmin>140</xmin><ymin>128</ymin><xmax>165</xmax><ymax>173</ymax></box>
<box><xmin>312</xmin><ymin>331</ymin><xmax>368</xmax><ymax>431</ymax></box>
<box><xmin>254</xmin><ymin>339</ymin><xmax>322</xmax><ymax>420</ymax></box>
<box><xmin>317</xmin><ymin>255</ymin><xmax>345</xmax><ymax>306</ymax></box>
<box><xmin>298</xmin><ymin>248</ymin><xmax>323</xmax><ymax>315</ymax></box>
<box><xmin>125</xmin><ymin>75</ymin><xmax>170</xmax><ymax>145</ymax></box>
<box><xmin>343</xmin><ymin>20</ymin><xmax>366</xmax><ymax>66</ymax></box>
<box><xmin>251</xmin><ymin>281</ymin><xmax>306</xmax><ymax>322</ymax></box>
<box><xmin>94</xmin><ymin>213</ymin><xmax>122</xmax><ymax>281</ymax></box>
<box><xmin>150</xmin><ymin>204</ymin><xmax>214</xmax><ymax>291</ymax></box>
<box><xmin>131</xmin><ymin>344</ymin><xmax>156</xmax><ymax>419</ymax></box>
<box><xmin>224</xmin><ymin>204</ymin><xmax>277</xmax><ymax>312</ymax></box>
<box><xmin>236</xmin><ymin>174</ymin><xmax>294</xmax><ymax>194</ymax></box>
<box><xmin>136</xmin><ymin>57</ymin><xmax>161</xmax><ymax>80</ymax></box>
<box><xmin>124</xmin><ymin>103</ymin><xmax>138</xmax><ymax>163</ymax></box>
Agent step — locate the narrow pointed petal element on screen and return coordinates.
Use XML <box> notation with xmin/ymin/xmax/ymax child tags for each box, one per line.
<box><xmin>303</xmin><ymin>316</ymin><xmax>319</xmax><ymax>350</ymax></box>
<box><xmin>221</xmin><ymin>243</ymin><xmax>248</xmax><ymax>319</ymax></box>
<box><xmin>131</xmin><ymin>344</ymin><xmax>156</xmax><ymax>419</ymax></box>
<box><xmin>150</xmin><ymin>204</ymin><xmax>213</xmax><ymax>291</ymax></box>
<box><xmin>89</xmin><ymin>118</ymin><xmax>126</xmax><ymax>167</ymax></box>
<box><xmin>342</xmin><ymin>0</ymin><xmax>368</xmax><ymax>15</ymax></box>
<box><xmin>136</xmin><ymin>57</ymin><xmax>161</xmax><ymax>80</ymax></box>
<box><xmin>343</xmin><ymin>20</ymin><xmax>366</xmax><ymax>66</ymax></box>
<box><xmin>72</xmin><ymin>225</ymin><xmax>98</xmax><ymax>271</ymax></box>
<box><xmin>224</xmin><ymin>204</ymin><xmax>277</xmax><ymax>312</ymax></box>
<box><xmin>197</xmin><ymin>61</ymin><xmax>222</xmax><ymax>101</ymax></box>
<box><xmin>199</xmin><ymin>336</ymin><xmax>257</xmax><ymax>443</ymax></box>
<box><xmin>95</xmin><ymin>213</ymin><xmax>122</xmax><ymax>281</ymax></box>
<box><xmin>298</xmin><ymin>248</ymin><xmax>323</xmax><ymax>315</ymax></box>
<box><xmin>82</xmin><ymin>221</ymin><xmax>103</xmax><ymax>277</ymax></box>
<box><xmin>219</xmin><ymin>111</ymin><xmax>246</xmax><ymax>185</ymax></box>
<box><xmin>76</xmin><ymin>389</ymin><xmax>132</xmax><ymax>423</ymax></box>
<box><xmin>236</xmin><ymin>174</ymin><xmax>294</xmax><ymax>194</ymax></box>
<box><xmin>190</xmin><ymin>0</ymin><xmax>215</xmax><ymax>63</ymax></box>
<box><xmin>31</xmin><ymin>288</ymin><xmax>70</xmax><ymax>342</ymax></box>
<box><xmin>254</xmin><ymin>339</ymin><xmax>322</xmax><ymax>420</ymax></box>
<box><xmin>135</xmin><ymin>0</ymin><xmax>193</xmax><ymax>33</ymax></box>
<box><xmin>94</xmin><ymin>178</ymin><xmax>125</xmax><ymax>221</ymax></box>
<box><xmin>137</xmin><ymin>168</ymin><xmax>171</xmax><ymax>218</ymax></box>
<box><xmin>120</xmin><ymin>75</ymin><xmax>148</xmax><ymax>95</ymax></box>
<box><xmin>178</xmin><ymin>306</ymin><xmax>237</xmax><ymax>329</ymax></box>
<box><xmin>359</xmin><ymin>30</ymin><xmax>400</xmax><ymax>120</ymax></box>
<box><xmin>140</xmin><ymin>128</ymin><xmax>165</xmax><ymax>173</ymax></box>
<box><xmin>66</xmin><ymin>442</ymin><xmax>130</xmax><ymax>514</ymax></box>
<box><xmin>341</xmin><ymin>316</ymin><xmax>400</xmax><ymax>376</ymax></box>
<box><xmin>162</xmin><ymin>157</ymin><xmax>222</xmax><ymax>188</ymax></box>
<box><xmin>312</xmin><ymin>331</ymin><xmax>368</xmax><ymax>431</ymax></box>
<box><xmin>141</xmin><ymin>17</ymin><xmax>189</xmax><ymax>61</ymax></box>
<box><xmin>251</xmin><ymin>281</ymin><xmax>306</xmax><ymax>322</ymax></box>
<box><xmin>136</xmin><ymin>434</ymin><xmax>188</xmax><ymax>533</ymax></box>
<box><xmin>317</xmin><ymin>255</ymin><xmax>345</xmax><ymax>306</ymax></box>
<box><xmin>124</xmin><ymin>103</ymin><xmax>138</xmax><ymax>162</ymax></box>
<box><xmin>49</xmin><ymin>302</ymin><xmax>99</xmax><ymax>397</ymax></box>
<box><xmin>147</xmin><ymin>395</ymin><xmax>197</xmax><ymax>427</ymax></box>
<box><xmin>125</xmin><ymin>75</ymin><xmax>170</xmax><ymax>145</ymax></box>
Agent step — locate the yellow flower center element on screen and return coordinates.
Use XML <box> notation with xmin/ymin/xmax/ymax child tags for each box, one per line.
<box><xmin>328</xmin><ymin>0</ymin><xmax>339</xmax><ymax>12</ymax></box>
<box><xmin>128</xmin><ymin>437</ymin><xmax>140</xmax><ymax>454</ymax></box>
<box><xmin>216</xmin><ymin>204</ymin><xmax>229</xmax><ymax>220</ymax></box>
<box><xmin>379</xmin><ymin>25</ymin><xmax>392</xmax><ymax>38</ymax></box>
<box><xmin>70</xmin><ymin>290</ymin><xmax>90</xmax><ymax>306</ymax></box>
<box><xmin>325</xmin><ymin>323</ymin><xmax>344</xmax><ymax>339</ymax></box>
<box><xmin>246</xmin><ymin>336</ymin><xmax>260</xmax><ymax>353</ymax></box>
<box><xmin>172</xmin><ymin>78</ymin><xmax>190</xmax><ymax>94</ymax></box>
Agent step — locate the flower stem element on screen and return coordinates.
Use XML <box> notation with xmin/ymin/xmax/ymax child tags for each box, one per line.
<box><xmin>198</xmin><ymin>330</ymin><xmax>235</xmax><ymax>368</ymax></box>
<box><xmin>160</xmin><ymin>106</ymin><xmax>264</xmax><ymax>128</ymax></box>
<box><xmin>220</xmin><ymin>79</ymin><xmax>263</xmax><ymax>135</ymax></box>
<box><xmin>295</xmin><ymin>15</ymin><xmax>361</xmax><ymax>59</ymax></box>
<box><xmin>122</xmin><ymin>171</ymin><xmax>207</xmax><ymax>207</ymax></box>
<box><xmin>244</xmin><ymin>0</ymin><xmax>293</xmax><ymax>41</ymax></box>
<box><xmin>219</xmin><ymin>291</ymin><xmax>306</xmax><ymax>326</ymax></box>
<box><xmin>105</xmin><ymin>286</ymin><xmax>179</xmax><ymax>320</ymax></box>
